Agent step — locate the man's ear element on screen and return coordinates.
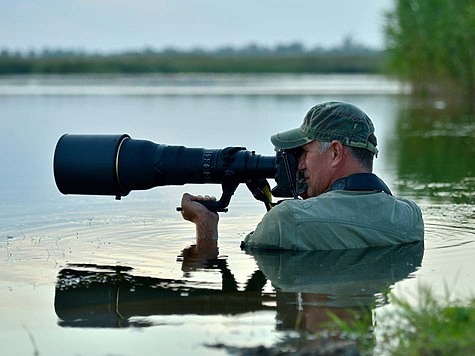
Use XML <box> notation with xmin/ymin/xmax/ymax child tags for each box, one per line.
<box><xmin>329</xmin><ymin>140</ymin><xmax>345</xmax><ymax>167</ymax></box>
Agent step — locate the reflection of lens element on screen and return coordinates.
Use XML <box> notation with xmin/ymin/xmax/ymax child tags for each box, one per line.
<box><xmin>54</xmin><ymin>265</ymin><xmax>273</xmax><ymax>328</ymax></box>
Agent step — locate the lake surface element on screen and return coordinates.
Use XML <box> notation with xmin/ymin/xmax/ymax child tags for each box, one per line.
<box><xmin>1</xmin><ymin>74</ymin><xmax>474</xmax><ymax>355</ymax></box>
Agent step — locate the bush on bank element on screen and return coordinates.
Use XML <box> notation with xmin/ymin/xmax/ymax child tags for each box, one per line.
<box><xmin>333</xmin><ymin>287</ymin><xmax>475</xmax><ymax>355</ymax></box>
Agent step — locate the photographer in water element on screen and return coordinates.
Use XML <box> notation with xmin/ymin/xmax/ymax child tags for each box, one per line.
<box><xmin>180</xmin><ymin>101</ymin><xmax>424</xmax><ymax>250</ymax></box>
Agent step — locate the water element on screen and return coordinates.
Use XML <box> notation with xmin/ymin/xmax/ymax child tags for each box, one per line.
<box><xmin>0</xmin><ymin>74</ymin><xmax>474</xmax><ymax>355</ymax></box>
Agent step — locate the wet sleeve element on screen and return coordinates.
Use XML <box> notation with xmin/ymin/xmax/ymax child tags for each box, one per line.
<box><xmin>242</xmin><ymin>203</ymin><xmax>297</xmax><ymax>250</ymax></box>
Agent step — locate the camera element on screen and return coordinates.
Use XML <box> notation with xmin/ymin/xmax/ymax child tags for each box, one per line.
<box><xmin>53</xmin><ymin>134</ymin><xmax>306</xmax><ymax>211</ymax></box>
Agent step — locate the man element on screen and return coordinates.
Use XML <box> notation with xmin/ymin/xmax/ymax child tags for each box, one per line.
<box><xmin>181</xmin><ymin>101</ymin><xmax>424</xmax><ymax>250</ymax></box>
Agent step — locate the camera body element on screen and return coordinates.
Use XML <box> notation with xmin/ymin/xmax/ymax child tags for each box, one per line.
<box><xmin>53</xmin><ymin>134</ymin><xmax>306</xmax><ymax>211</ymax></box>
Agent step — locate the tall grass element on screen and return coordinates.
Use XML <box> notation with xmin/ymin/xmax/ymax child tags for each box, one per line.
<box><xmin>331</xmin><ymin>286</ymin><xmax>475</xmax><ymax>355</ymax></box>
<box><xmin>384</xmin><ymin>0</ymin><xmax>475</xmax><ymax>101</ymax></box>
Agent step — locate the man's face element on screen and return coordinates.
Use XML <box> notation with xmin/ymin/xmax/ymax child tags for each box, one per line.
<box><xmin>297</xmin><ymin>141</ymin><xmax>333</xmax><ymax>197</ymax></box>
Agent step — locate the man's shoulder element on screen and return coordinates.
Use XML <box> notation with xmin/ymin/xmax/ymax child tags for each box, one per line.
<box><xmin>275</xmin><ymin>190</ymin><xmax>422</xmax><ymax>220</ymax></box>
<box><xmin>243</xmin><ymin>190</ymin><xmax>424</xmax><ymax>251</ymax></box>
<box><xmin>266</xmin><ymin>192</ymin><xmax>357</xmax><ymax>222</ymax></box>
<box><xmin>275</xmin><ymin>190</ymin><xmax>383</xmax><ymax>210</ymax></box>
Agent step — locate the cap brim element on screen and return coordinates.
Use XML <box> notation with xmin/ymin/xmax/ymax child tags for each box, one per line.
<box><xmin>270</xmin><ymin>128</ymin><xmax>312</xmax><ymax>149</ymax></box>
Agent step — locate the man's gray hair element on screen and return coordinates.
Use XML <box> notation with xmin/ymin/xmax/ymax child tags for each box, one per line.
<box><xmin>319</xmin><ymin>141</ymin><xmax>331</xmax><ymax>152</ymax></box>
<box><xmin>318</xmin><ymin>140</ymin><xmax>374</xmax><ymax>171</ymax></box>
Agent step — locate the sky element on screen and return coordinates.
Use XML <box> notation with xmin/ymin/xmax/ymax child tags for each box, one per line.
<box><xmin>0</xmin><ymin>0</ymin><xmax>394</xmax><ymax>53</ymax></box>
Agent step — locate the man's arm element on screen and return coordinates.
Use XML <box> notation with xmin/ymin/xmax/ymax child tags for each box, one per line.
<box><xmin>180</xmin><ymin>193</ymin><xmax>219</xmax><ymax>256</ymax></box>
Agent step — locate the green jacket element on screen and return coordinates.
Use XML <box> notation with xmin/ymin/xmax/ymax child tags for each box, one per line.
<box><xmin>242</xmin><ymin>190</ymin><xmax>424</xmax><ymax>250</ymax></box>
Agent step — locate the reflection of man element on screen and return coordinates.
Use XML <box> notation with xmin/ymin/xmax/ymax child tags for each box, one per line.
<box><xmin>250</xmin><ymin>243</ymin><xmax>423</xmax><ymax>333</ymax></box>
<box><xmin>181</xmin><ymin>101</ymin><xmax>424</xmax><ymax>250</ymax></box>
<box><xmin>54</xmin><ymin>242</ymin><xmax>423</xmax><ymax>337</ymax></box>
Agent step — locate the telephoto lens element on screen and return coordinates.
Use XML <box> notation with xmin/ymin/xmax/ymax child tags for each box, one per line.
<box><xmin>53</xmin><ymin>134</ymin><xmax>277</xmax><ymax>200</ymax></box>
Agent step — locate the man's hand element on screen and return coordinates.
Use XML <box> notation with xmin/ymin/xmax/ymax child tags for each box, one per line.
<box><xmin>180</xmin><ymin>193</ymin><xmax>219</xmax><ymax>242</ymax></box>
<box><xmin>180</xmin><ymin>193</ymin><xmax>219</xmax><ymax>223</ymax></box>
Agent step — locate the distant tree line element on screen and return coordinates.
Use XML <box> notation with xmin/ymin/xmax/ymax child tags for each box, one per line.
<box><xmin>384</xmin><ymin>0</ymin><xmax>475</xmax><ymax>100</ymax></box>
<box><xmin>1</xmin><ymin>37</ymin><xmax>377</xmax><ymax>58</ymax></box>
<box><xmin>0</xmin><ymin>38</ymin><xmax>386</xmax><ymax>75</ymax></box>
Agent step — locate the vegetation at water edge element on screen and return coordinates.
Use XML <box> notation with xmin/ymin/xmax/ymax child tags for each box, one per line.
<box><xmin>0</xmin><ymin>40</ymin><xmax>384</xmax><ymax>75</ymax></box>
<box><xmin>384</xmin><ymin>0</ymin><xmax>475</xmax><ymax>100</ymax></box>
<box><xmin>332</xmin><ymin>287</ymin><xmax>475</xmax><ymax>355</ymax></box>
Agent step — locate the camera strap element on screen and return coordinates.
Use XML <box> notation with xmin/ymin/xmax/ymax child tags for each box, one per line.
<box><xmin>328</xmin><ymin>173</ymin><xmax>392</xmax><ymax>195</ymax></box>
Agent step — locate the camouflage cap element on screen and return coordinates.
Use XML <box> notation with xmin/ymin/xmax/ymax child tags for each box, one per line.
<box><xmin>270</xmin><ymin>101</ymin><xmax>378</xmax><ymax>156</ymax></box>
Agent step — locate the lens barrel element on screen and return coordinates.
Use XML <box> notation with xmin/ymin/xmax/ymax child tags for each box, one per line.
<box><xmin>53</xmin><ymin>134</ymin><xmax>277</xmax><ymax>199</ymax></box>
<box><xmin>54</xmin><ymin>134</ymin><xmax>130</xmax><ymax>198</ymax></box>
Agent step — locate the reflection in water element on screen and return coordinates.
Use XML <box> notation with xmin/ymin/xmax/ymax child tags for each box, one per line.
<box><xmin>55</xmin><ymin>242</ymin><xmax>423</xmax><ymax>336</ymax></box>
<box><xmin>249</xmin><ymin>243</ymin><xmax>423</xmax><ymax>334</ymax></box>
<box><xmin>394</xmin><ymin>102</ymin><xmax>475</xmax><ymax>203</ymax></box>
<box><xmin>55</xmin><ymin>261</ymin><xmax>271</xmax><ymax>328</ymax></box>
